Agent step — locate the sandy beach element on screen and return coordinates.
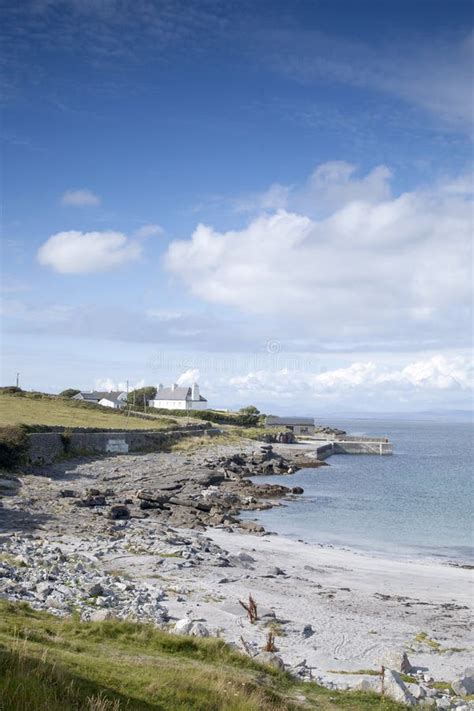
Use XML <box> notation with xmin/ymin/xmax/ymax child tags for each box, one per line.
<box><xmin>1</xmin><ymin>441</ymin><xmax>473</xmax><ymax>696</ymax></box>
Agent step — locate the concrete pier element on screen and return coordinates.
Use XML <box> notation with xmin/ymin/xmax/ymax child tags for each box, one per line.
<box><xmin>315</xmin><ymin>436</ymin><xmax>393</xmax><ymax>460</ymax></box>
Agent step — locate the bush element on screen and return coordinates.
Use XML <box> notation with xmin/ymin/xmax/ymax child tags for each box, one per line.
<box><xmin>58</xmin><ymin>389</ymin><xmax>81</xmax><ymax>399</ymax></box>
<box><xmin>0</xmin><ymin>386</ymin><xmax>22</xmax><ymax>395</ymax></box>
<box><xmin>126</xmin><ymin>386</ymin><xmax>157</xmax><ymax>408</ymax></box>
<box><xmin>148</xmin><ymin>408</ymin><xmax>260</xmax><ymax>427</ymax></box>
<box><xmin>0</xmin><ymin>425</ymin><xmax>29</xmax><ymax>468</ymax></box>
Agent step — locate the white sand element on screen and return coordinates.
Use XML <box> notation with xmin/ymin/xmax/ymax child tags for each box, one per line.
<box><xmin>151</xmin><ymin>528</ymin><xmax>473</xmax><ymax>683</ymax></box>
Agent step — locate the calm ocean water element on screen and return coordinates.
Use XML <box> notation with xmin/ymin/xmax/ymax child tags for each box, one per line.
<box><xmin>243</xmin><ymin>417</ymin><xmax>474</xmax><ymax>563</ymax></box>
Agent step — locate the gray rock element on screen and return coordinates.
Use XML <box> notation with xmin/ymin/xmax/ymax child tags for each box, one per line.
<box><xmin>452</xmin><ymin>668</ymin><xmax>474</xmax><ymax>698</ymax></box>
<box><xmin>435</xmin><ymin>698</ymin><xmax>452</xmax><ymax>710</ymax></box>
<box><xmin>88</xmin><ymin>583</ymin><xmax>104</xmax><ymax>597</ymax></box>
<box><xmin>254</xmin><ymin>651</ymin><xmax>285</xmax><ymax>670</ymax></box>
<box><xmin>89</xmin><ymin>609</ymin><xmax>112</xmax><ymax>622</ymax></box>
<box><xmin>383</xmin><ymin>670</ymin><xmax>416</xmax><ymax>706</ymax></box>
<box><xmin>355</xmin><ymin>678</ymin><xmax>379</xmax><ymax>692</ymax></box>
<box><xmin>380</xmin><ymin>649</ymin><xmax>413</xmax><ymax>674</ymax></box>
<box><xmin>108</xmin><ymin>504</ymin><xmax>130</xmax><ymax>520</ymax></box>
<box><xmin>302</xmin><ymin>624</ymin><xmax>315</xmax><ymax>638</ymax></box>
<box><xmin>174</xmin><ymin>618</ymin><xmax>193</xmax><ymax>635</ymax></box>
<box><xmin>190</xmin><ymin>622</ymin><xmax>209</xmax><ymax>637</ymax></box>
<box><xmin>36</xmin><ymin>581</ymin><xmax>52</xmax><ymax>597</ymax></box>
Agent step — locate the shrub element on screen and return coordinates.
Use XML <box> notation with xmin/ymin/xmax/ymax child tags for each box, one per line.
<box><xmin>58</xmin><ymin>389</ymin><xmax>81</xmax><ymax>398</ymax></box>
<box><xmin>0</xmin><ymin>425</ymin><xmax>29</xmax><ymax>468</ymax></box>
<box><xmin>126</xmin><ymin>386</ymin><xmax>157</xmax><ymax>408</ymax></box>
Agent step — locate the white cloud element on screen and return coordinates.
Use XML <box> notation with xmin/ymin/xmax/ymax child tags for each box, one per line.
<box><xmin>165</xmin><ymin>163</ymin><xmax>473</xmax><ymax>345</ymax></box>
<box><xmin>177</xmin><ymin>368</ymin><xmax>200</xmax><ymax>386</ymax></box>
<box><xmin>134</xmin><ymin>224</ymin><xmax>164</xmax><ymax>238</ymax></box>
<box><xmin>268</xmin><ymin>29</ymin><xmax>474</xmax><ymax>131</ymax></box>
<box><xmin>228</xmin><ymin>355</ymin><xmax>473</xmax><ymax>402</ymax></box>
<box><xmin>37</xmin><ymin>230</ymin><xmax>142</xmax><ymax>274</ymax></box>
<box><xmin>61</xmin><ymin>189</ymin><xmax>101</xmax><ymax>207</ymax></box>
<box><xmin>94</xmin><ymin>378</ymin><xmax>144</xmax><ymax>392</ymax></box>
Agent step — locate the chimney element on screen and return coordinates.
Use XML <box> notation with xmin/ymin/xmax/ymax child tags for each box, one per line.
<box><xmin>191</xmin><ymin>383</ymin><xmax>199</xmax><ymax>401</ymax></box>
<box><xmin>158</xmin><ymin>383</ymin><xmax>163</xmax><ymax>390</ymax></box>
<box><xmin>171</xmin><ymin>383</ymin><xmax>178</xmax><ymax>391</ymax></box>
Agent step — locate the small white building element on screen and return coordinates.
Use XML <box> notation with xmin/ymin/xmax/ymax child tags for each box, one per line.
<box><xmin>73</xmin><ymin>391</ymin><xmax>127</xmax><ymax>409</ymax></box>
<box><xmin>149</xmin><ymin>383</ymin><xmax>207</xmax><ymax>411</ymax></box>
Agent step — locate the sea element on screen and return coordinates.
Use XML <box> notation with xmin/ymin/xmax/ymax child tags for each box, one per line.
<box><xmin>242</xmin><ymin>417</ymin><xmax>474</xmax><ymax>564</ymax></box>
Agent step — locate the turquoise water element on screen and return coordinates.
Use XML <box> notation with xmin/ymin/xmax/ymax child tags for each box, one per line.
<box><xmin>243</xmin><ymin>418</ymin><xmax>474</xmax><ymax>563</ymax></box>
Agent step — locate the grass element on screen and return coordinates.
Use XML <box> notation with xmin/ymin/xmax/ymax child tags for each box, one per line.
<box><xmin>0</xmin><ymin>393</ymin><xmax>179</xmax><ymax>431</ymax></box>
<box><xmin>413</xmin><ymin>632</ymin><xmax>466</xmax><ymax>655</ymax></box>
<box><xmin>0</xmin><ymin>601</ymin><xmax>407</xmax><ymax>711</ymax></box>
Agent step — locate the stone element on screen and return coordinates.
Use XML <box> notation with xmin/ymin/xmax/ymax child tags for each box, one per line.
<box><xmin>383</xmin><ymin>670</ymin><xmax>416</xmax><ymax>706</ymax></box>
<box><xmin>88</xmin><ymin>583</ymin><xmax>104</xmax><ymax>597</ymax></box>
<box><xmin>36</xmin><ymin>581</ymin><xmax>52</xmax><ymax>596</ymax></box>
<box><xmin>174</xmin><ymin>618</ymin><xmax>194</xmax><ymax>635</ymax></box>
<box><xmin>452</xmin><ymin>668</ymin><xmax>474</xmax><ymax>698</ymax></box>
<box><xmin>435</xmin><ymin>698</ymin><xmax>452</xmax><ymax>710</ymax></box>
<box><xmin>355</xmin><ymin>678</ymin><xmax>379</xmax><ymax>692</ymax></box>
<box><xmin>302</xmin><ymin>624</ymin><xmax>315</xmax><ymax>638</ymax></box>
<box><xmin>109</xmin><ymin>505</ymin><xmax>130</xmax><ymax>520</ymax></box>
<box><xmin>59</xmin><ymin>489</ymin><xmax>77</xmax><ymax>498</ymax></box>
<box><xmin>291</xmin><ymin>487</ymin><xmax>304</xmax><ymax>494</ymax></box>
<box><xmin>82</xmin><ymin>495</ymin><xmax>106</xmax><ymax>507</ymax></box>
<box><xmin>239</xmin><ymin>521</ymin><xmax>264</xmax><ymax>533</ymax></box>
<box><xmin>380</xmin><ymin>649</ymin><xmax>413</xmax><ymax>674</ymax></box>
<box><xmin>190</xmin><ymin>622</ymin><xmax>209</xmax><ymax>637</ymax></box>
<box><xmin>89</xmin><ymin>609</ymin><xmax>112</xmax><ymax>622</ymax></box>
<box><xmin>412</xmin><ymin>685</ymin><xmax>427</xmax><ymax>700</ymax></box>
<box><xmin>254</xmin><ymin>651</ymin><xmax>285</xmax><ymax>671</ymax></box>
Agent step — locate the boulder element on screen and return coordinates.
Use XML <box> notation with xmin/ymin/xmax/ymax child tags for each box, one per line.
<box><xmin>302</xmin><ymin>624</ymin><xmax>315</xmax><ymax>639</ymax></box>
<box><xmin>88</xmin><ymin>583</ymin><xmax>104</xmax><ymax>597</ymax></box>
<box><xmin>239</xmin><ymin>521</ymin><xmax>265</xmax><ymax>533</ymax></box>
<box><xmin>383</xmin><ymin>670</ymin><xmax>416</xmax><ymax>706</ymax></box>
<box><xmin>452</xmin><ymin>667</ymin><xmax>474</xmax><ymax>698</ymax></box>
<box><xmin>291</xmin><ymin>487</ymin><xmax>304</xmax><ymax>494</ymax></box>
<box><xmin>174</xmin><ymin>618</ymin><xmax>194</xmax><ymax>635</ymax></box>
<box><xmin>108</xmin><ymin>505</ymin><xmax>130</xmax><ymax>520</ymax></box>
<box><xmin>82</xmin><ymin>495</ymin><xmax>106</xmax><ymax>507</ymax></box>
<box><xmin>380</xmin><ymin>649</ymin><xmax>413</xmax><ymax>674</ymax></box>
<box><xmin>89</xmin><ymin>609</ymin><xmax>112</xmax><ymax>622</ymax></box>
<box><xmin>254</xmin><ymin>651</ymin><xmax>285</xmax><ymax>671</ymax></box>
<box><xmin>190</xmin><ymin>622</ymin><xmax>209</xmax><ymax>637</ymax></box>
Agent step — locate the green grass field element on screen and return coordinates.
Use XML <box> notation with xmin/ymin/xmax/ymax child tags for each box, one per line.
<box><xmin>0</xmin><ymin>392</ymin><xmax>179</xmax><ymax>430</ymax></box>
<box><xmin>0</xmin><ymin>601</ymin><xmax>406</xmax><ymax>711</ymax></box>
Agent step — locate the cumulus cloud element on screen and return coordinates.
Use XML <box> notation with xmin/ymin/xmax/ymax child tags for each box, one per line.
<box><xmin>165</xmin><ymin>163</ymin><xmax>473</xmax><ymax>346</ymax></box>
<box><xmin>61</xmin><ymin>189</ymin><xmax>101</xmax><ymax>207</ymax></box>
<box><xmin>229</xmin><ymin>355</ymin><xmax>473</xmax><ymax>402</ymax></box>
<box><xmin>176</xmin><ymin>368</ymin><xmax>200</xmax><ymax>386</ymax></box>
<box><xmin>94</xmin><ymin>378</ymin><xmax>145</xmax><ymax>392</ymax></box>
<box><xmin>37</xmin><ymin>230</ymin><xmax>142</xmax><ymax>274</ymax></box>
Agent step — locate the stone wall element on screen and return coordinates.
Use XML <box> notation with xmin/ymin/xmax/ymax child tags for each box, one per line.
<box><xmin>27</xmin><ymin>427</ymin><xmax>220</xmax><ymax>465</ymax></box>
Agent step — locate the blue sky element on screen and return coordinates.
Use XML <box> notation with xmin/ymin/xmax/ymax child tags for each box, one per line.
<box><xmin>1</xmin><ymin>0</ymin><xmax>473</xmax><ymax>413</ymax></box>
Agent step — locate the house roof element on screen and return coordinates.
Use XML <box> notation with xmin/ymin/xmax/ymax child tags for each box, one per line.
<box><xmin>151</xmin><ymin>386</ymin><xmax>207</xmax><ymax>402</ymax></box>
<box><xmin>76</xmin><ymin>391</ymin><xmax>125</xmax><ymax>401</ymax></box>
<box><xmin>265</xmin><ymin>416</ymin><xmax>314</xmax><ymax>426</ymax></box>
<box><xmin>98</xmin><ymin>394</ymin><xmax>124</xmax><ymax>404</ymax></box>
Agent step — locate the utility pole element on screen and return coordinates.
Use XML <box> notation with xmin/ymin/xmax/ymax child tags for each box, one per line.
<box><xmin>16</xmin><ymin>372</ymin><xmax>20</xmax><ymax>388</ymax></box>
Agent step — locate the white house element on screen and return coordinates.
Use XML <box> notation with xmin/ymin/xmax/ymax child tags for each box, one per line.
<box><xmin>149</xmin><ymin>383</ymin><xmax>207</xmax><ymax>411</ymax></box>
<box><xmin>72</xmin><ymin>391</ymin><xmax>127</xmax><ymax>409</ymax></box>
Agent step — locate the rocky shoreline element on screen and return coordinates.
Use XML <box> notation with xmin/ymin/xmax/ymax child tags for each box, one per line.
<box><xmin>1</xmin><ymin>440</ymin><xmax>473</xmax><ymax>709</ymax></box>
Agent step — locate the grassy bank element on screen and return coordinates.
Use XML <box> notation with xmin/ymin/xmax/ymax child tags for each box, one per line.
<box><xmin>0</xmin><ymin>602</ymin><xmax>405</xmax><ymax>711</ymax></box>
<box><xmin>0</xmin><ymin>392</ymin><xmax>179</xmax><ymax>431</ymax></box>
